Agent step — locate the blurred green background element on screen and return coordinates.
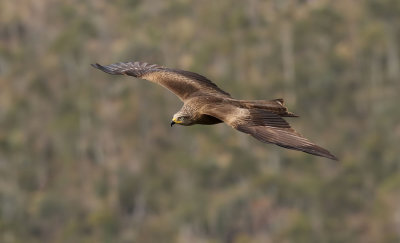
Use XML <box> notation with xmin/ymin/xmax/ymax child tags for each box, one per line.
<box><xmin>0</xmin><ymin>0</ymin><xmax>399</xmax><ymax>242</ymax></box>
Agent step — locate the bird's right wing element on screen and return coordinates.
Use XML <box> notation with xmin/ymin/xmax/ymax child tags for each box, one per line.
<box><xmin>202</xmin><ymin>103</ymin><xmax>338</xmax><ymax>160</ymax></box>
<box><xmin>91</xmin><ymin>61</ymin><xmax>230</xmax><ymax>102</ymax></box>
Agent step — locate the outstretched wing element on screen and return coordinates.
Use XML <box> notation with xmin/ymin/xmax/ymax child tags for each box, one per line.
<box><xmin>202</xmin><ymin>104</ymin><xmax>338</xmax><ymax>160</ymax></box>
<box><xmin>91</xmin><ymin>61</ymin><xmax>230</xmax><ymax>101</ymax></box>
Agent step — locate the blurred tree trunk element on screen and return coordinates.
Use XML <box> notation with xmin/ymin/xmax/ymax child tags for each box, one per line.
<box><xmin>385</xmin><ymin>23</ymin><xmax>399</xmax><ymax>82</ymax></box>
<box><xmin>369</xmin><ymin>46</ymin><xmax>383</xmax><ymax>125</ymax></box>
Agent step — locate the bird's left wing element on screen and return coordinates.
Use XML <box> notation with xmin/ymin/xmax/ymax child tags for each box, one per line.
<box><xmin>201</xmin><ymin>103</ymin><xmax>338</xmax><ymax>160</ymax></box>
<box><xmin>91</xmin><ymin>61</ymin><xmax>230</xmax><ymax>101</ymax></box>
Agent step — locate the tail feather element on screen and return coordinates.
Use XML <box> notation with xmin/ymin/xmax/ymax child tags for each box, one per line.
<box><xmin>241</xmin><ymin>98</ymin><xmax>299</xmax><ymax>117</ymax></box>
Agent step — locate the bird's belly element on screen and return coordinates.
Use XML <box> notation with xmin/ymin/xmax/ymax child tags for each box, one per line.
<box><xmin>195</xmin><ymin>114</ymin><xmax>223</xmax><ymax>125</ymax></box>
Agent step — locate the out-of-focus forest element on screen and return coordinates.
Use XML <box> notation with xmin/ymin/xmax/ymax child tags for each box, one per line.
<box><xmin>0</xmin><ymin>0</ymin><xmax>399</xmax><ymax>242</ymax></box>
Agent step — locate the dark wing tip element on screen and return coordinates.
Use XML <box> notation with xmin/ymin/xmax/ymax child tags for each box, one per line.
<box><xmin>91</xmin><ymin>63</ymin><xmax>122</xmax><ymax>75</ymax></box>
<box><xmin>306</xmin><ymin>144</ymin><xmax>339</xmax><ymax>161</ymax></box>
<box><xmin>325</xmin><ymin>152</ymin><xmax>339</xmax><ymax>161</ymax></box>
<box><xmin>91</xmin><ymin>63</ymin><xmax>100</xmax><ymax>68</ymax></box>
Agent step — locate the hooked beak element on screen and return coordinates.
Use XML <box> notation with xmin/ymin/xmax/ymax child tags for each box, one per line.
<box><xmin>170</xmin><ymin>120</ymin><xmax>176</xmax><ymax>127</ymax></box>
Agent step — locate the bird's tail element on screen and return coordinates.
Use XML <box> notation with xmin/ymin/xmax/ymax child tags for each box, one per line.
<box><xmin>240</xmin><ymin>98</ymin><xmax>298</xmax><ymax>117</ymax></box>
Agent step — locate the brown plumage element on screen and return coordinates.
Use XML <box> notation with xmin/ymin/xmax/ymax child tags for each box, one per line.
<box><xmin>91</xmin><ymin>61</ymin><xmax>338</xmax><ymax>160</ymax></box>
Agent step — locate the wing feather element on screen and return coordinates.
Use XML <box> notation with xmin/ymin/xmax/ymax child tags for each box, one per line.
<box><xmin>202</xmin><ymin>104</ymin><xmax>338</xmax><ymax>160</ymax></box>
<box><xmin>91</xmin><ymin>61</ymin><xmax>230</xmax><ymax>101</ymax></box>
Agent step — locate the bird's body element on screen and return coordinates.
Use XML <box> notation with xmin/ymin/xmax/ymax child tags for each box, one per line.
<box><xmin>177</xmin><ymin>96</ymin><xmax>224</xmax><ymax>125</ymax></box>
<box><xmin>92</xmin><ymin>61</ymin><xmax>338</xmax><ymax>160</ymax></box>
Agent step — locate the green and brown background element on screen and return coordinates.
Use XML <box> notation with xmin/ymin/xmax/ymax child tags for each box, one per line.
<box><xmin>0</xmin><ymin>0</ymin><xmax>399</xmax><ymax>242</ymax></box>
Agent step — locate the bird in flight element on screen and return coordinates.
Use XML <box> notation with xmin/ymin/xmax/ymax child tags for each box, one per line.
<box><xmin>91</xmin><ymin>61</ymin><xmax>338</xmax><ymax>160</ymax></box>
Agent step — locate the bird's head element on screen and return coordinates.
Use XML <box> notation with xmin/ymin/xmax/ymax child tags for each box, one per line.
<box><xmin>171</xmin><ymin>112</ymin><xmax>193</xmax><ymax>126</ymax></box>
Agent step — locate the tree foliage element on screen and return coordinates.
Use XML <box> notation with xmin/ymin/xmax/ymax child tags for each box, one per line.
<box><xmin>0</xmin><ymin>0</ymin><xmax>399</xmax><ymax>242</ymax></box>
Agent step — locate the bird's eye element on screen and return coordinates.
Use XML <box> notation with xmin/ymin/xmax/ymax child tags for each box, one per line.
<box><xmin>177</xmin><ymin>116</ymin><xmax>188</xmax><ymax>121</ymax></box>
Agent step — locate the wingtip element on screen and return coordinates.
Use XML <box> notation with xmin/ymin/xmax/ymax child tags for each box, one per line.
<box><xmin>329</xmin><ymin>154</ymin><xmax>339</xmax><ymax>161</ymax></box>
<box><xmin>91</xmin><ymin>63</ymin><xmax>102</xmax><ymax>69</ymax></box>
<box><xmin>90</xmin><ymin>63</ymin><xmax>119</xmax><ymax>75</ymax></box>
<box><xmin>90</xmin><ymin>63</ymin><xmax>100</xmax><ymax>71</ymax></box>
<box><xmin>324</xmin><ymin>154</ymin><xmax>339</xmax><ymax>161</ymax></box>
<box><xmin>319</xmin><ymin>151</ymin><xmax>339</xmax><ymax>161</ymax></box>
<box><xmin>309</xmin><ymin>145</ymin><xmax>339</xmax><ymax>161</ymax></box>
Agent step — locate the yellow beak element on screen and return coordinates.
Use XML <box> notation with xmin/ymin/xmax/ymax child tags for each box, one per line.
<box><xmin>171</xmin><ymin>118</ymin><xmax>182</xmax><ymax>127</ymax></box>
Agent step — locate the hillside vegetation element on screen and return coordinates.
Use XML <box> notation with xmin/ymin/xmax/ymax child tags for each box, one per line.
<box><xmin>0</xmin><ymin>0</ymin><xmax>399</xmax><ymax>242</ymax></box>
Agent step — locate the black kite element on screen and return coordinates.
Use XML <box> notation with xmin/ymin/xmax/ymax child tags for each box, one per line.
<box><xmin>92</xmin><ymin>61</ymin><xmax>338</xmax><ymax>160</ymax></box>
